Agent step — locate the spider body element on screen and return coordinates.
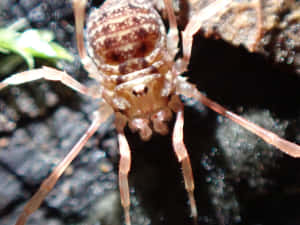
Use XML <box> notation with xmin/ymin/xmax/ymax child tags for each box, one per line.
<box><xmin>87</xmin><ymin>1</ymin><xmax>176</xmax><ymax>140</ymax></box>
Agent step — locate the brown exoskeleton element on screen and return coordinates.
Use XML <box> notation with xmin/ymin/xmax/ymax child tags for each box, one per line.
<box><xmin>1</xmin><ymin>0</ymin><xmax>300</xmax><ymax>225</ymax></box>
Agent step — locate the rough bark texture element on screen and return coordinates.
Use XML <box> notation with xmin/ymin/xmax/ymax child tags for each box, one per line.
<box><xmin>185</xmin><ymin>0</ymin><xmax>300</xmax><ymax>75</ymax></box>
<box><xmin>0</xmin><ymin>1</ymin><xmax>300</xmax><ymax>225</ymax></box>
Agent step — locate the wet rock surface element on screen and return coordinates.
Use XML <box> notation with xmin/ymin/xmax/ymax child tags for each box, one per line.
<box><xmin>0</xmin><ymin>1</ymin><xmax>300</xmax><ymax>225</ymax></box>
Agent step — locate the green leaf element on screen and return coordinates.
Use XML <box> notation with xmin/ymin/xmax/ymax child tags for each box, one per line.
<box><xmin>0</xmin><ymin>25</ymin><xmax>73</xmax><ymax>70</ymax></box>
<box><xmin>49</xmin><ymin>42</ymin><xmax>74</xmax><ymax>62</ymax></box>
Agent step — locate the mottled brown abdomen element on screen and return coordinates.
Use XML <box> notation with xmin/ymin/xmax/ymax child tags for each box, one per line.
<box><xmin>87</xmin><ymin>2</ymin><xmax>166</xmax><ymax>75</ymax></box>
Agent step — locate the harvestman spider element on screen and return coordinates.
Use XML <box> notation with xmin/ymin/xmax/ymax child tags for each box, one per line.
<box><xmin>1</xmin><ymin>0</ymin><xmax>300</xmax><ymax>225</ymax></box>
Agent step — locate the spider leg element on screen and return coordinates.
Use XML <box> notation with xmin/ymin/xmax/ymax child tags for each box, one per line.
<box><xmin>163</xmin><ymin>0</ymin><xmax>179</xmax><ymax>58</ymax></box>
<box><xmin>173</xmin><ymin>101</ymin><xmax>198</xmax><ymax>224</ymax></box>
<box><xmin>14</xmin><ymin>105</ymin><xmax>113</xmax><ymax>225</ymax></box>
<box><xmin>73</xmin><ymin>0</ymin><xmax>100</xmax><ymax>79</ymax></box>
<box><xmin>118</xmin><ymin>131</ymin><xmax>132</xmax><ymax>225</ymax></box>
<box><xmin>175</xmin><ymin>0</ymin><xmax>232</xmax><ymax>75</ymax></box>
<box><xmin>0</xmin><ymin>66</ymin><xmax>99</xmax><ymax>98</ymax></box>
<box><xmin>177</xmin><ymin>0</ymin><xmax>263</xmax><ymax>73</ymax></box>
<box><xmin>176</xmin><ymin>78</ymin><xmax>300</xmax><ymax>157</ymax></box>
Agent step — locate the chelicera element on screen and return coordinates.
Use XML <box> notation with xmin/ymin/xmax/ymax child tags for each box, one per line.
<box><xmin>1</xmin><ymin>0</ymin><xmax>299</xmax><ymax>225</ymax></box>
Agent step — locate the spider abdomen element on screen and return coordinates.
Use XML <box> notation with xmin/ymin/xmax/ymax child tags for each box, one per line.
<box><xmin>87</xmin><ymin>2</ymin><xmax>166</xmax><ymax>75</ymax></box>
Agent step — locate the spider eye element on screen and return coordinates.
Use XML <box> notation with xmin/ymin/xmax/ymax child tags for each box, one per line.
<box><xmin>132</xmin><ymin>85</ymin><xmax>148</xmax><ymax>96</ymax></box>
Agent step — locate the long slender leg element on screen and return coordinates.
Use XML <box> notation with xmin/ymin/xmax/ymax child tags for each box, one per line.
<box><xmin>73</xmin><ymin>0</ymin><xmax>100</xmax><ymax>78</ymax></box>
<box><xmin>118</xmin><ymin>131</ymin><xmax>132</xmax><ymax>225</ymax></box>
<box><xmin>14</xmin><ymin>106</ymin><xmax>113</xmax><ymax>225</ymax></box>
<box><xmin>163</xmin><ymin>0</ymin><xmax>179</xmax><ymax>58</ymax></box>
<box><xmin>175</xmin><ymin>0</ymin><xmax>232</xmax><ymax>75</ymax></box>
<box><xmin>176</xmin><ymin>0</ymin><xmax>263</xmax><ymax>74</ymax></box>
<box><xmin>176</xmin><ymin>78</ymin><xmax>300</xmax><ymax>157</ymax></box>
<box><xmin>0</xmin><ymin>66</ymin><xmax>99</xmax><ymax>98</ymax></box>
<box><xmin>172</xmin><ymin>102</ymin><xmax>198</xmax><ymax>224</ymax></box>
